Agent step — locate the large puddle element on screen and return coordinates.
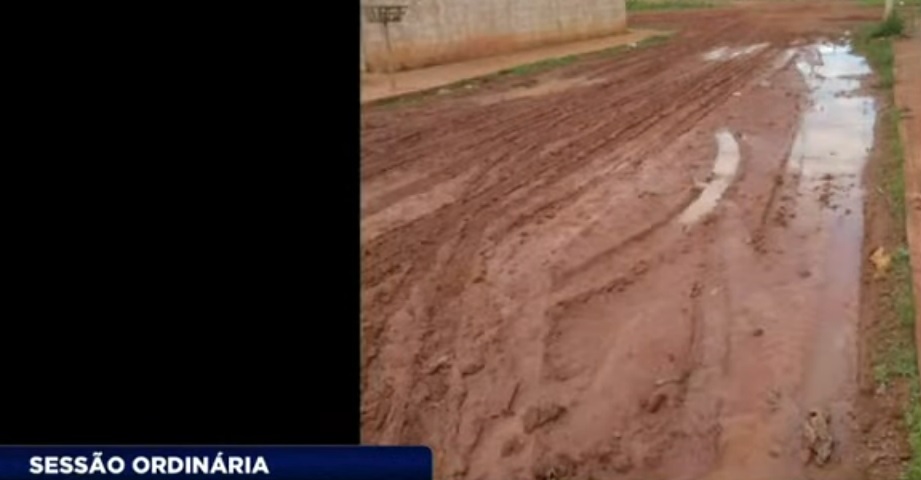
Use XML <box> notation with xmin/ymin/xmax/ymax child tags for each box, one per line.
<box><xmin>789</xmin><ymin>42</ymin><xmax>876</xmax><ymax>181</ymax></box>
<box><xmin>787</xmin><ymin>41</ymin><xmax>875</xmax><ymax>257</ymax></box>
<box><xmin>787</xmin><ymin>42</ymin><xmax>876</xmax><ymax>417</ymax></box>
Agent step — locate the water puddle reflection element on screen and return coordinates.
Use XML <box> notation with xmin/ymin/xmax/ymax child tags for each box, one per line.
<box><xmin>787</xmin><ymin>41</ymin><xmax>876</xmax><ymax>411</ymax></box>
<box><xmin>702</xmin><ymin>43</ymin><xmax>770</xmax><ymax>62</ymax></box>
<box><xmin>788</xmin><ymin>42</ymin><xmax>875</xmax><ymax>206</ymax></box>
<box><xmin>679</xmin><ymin>129</ymin><xmax>741</xmax><ymax>225</ymax></box>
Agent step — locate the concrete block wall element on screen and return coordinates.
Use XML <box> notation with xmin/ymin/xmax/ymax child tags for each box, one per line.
<box><xmin>360</xmin><ymin>0</ymin><xmax>628</xmax><ymax>72</ymax></box>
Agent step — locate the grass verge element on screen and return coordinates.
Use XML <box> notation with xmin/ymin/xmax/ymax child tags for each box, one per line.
<box><xmin>860</xmin><ymin>0</ymin><xmax>921</xmax><ymax>8</ymax></box>
<box><xmin>368</xmin><ymin>33</ymin><xmax>673</xmax><ymax>109</ymax></box>
<box><xmin>499</xmin><ymin>34</ymin><xmax>672</xmax><ymax>76</ymax></box>
<box><xmin>854</xmin><ymin>20</ymin><xmax>921</xmax><ymax>480</ymax></box>
<box><xmin>626</xmin><ymin>0</ymin><xmax>717</xmax><ymax>11</ymax></box>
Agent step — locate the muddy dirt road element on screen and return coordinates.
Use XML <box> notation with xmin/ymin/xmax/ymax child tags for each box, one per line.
<box><xmin>361</xmin><ymin>3</ymin><xmax>893</xmax><ymax>479</ymax></box>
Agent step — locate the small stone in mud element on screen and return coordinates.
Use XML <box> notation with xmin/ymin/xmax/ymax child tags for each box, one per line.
<box><xmin>522</xmin><ymin>403</ymin><xmax>567</xmax><ymax>433</ymax></box>
<box><xmin>753</xmin><ymin>327</ymin><xmax>765</xmax><ymax>337</ymax></box>
<box><xmin>798</xmin><ymin>268</ymin><xmax>812</xmax><ymax>278</ymax></box>
<box><xmin>769</xmin><ymin>447</ymin><xmax>781</xmax><ymax>458</ymax></box>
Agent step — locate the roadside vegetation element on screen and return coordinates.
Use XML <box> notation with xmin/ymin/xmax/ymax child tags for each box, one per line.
<box><xmin>500</xmin><ymin>34</ymin><xmax>672</xmax><ymax>76</ymax></box>
<box><xmin>853</xmin><ymin>15</ymin><xmax>921</xmax><ymax>480</ymax></box>
<box><xmin>371</xmin><ymin>34</ymin><xmax>673</xmax><ymax>108</ymax></box>
<box><xmin>860</xmin><ymin>0</ymin><xmax>921</xmax><ymax>8</ymax></box>
<box><xmin>626</xmin><ymin>0</ymin><xmax>718</xmax><ymax>11</ymax></box>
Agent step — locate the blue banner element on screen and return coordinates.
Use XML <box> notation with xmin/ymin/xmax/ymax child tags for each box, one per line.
<box><xmin>0</xmin><ymin>446</ymin><xmax>432</xmax><ymax>480</ymax></box>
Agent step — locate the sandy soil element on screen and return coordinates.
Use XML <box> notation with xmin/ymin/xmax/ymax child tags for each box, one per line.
<box><xmin>361</xmin><ymin>3</ymin><xmax>898</xmax><ymax>479</ymax></box>
<box><xmin>893</xmin><ymin>30</ymin><xmax>921</xmax><ymax>380</ymax></box>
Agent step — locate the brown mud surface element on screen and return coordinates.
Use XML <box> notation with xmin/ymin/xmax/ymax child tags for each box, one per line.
<box><xmin>361</xmin><ymin>3</ymin><xmax>898</xmax><ymax>479</ymax></box>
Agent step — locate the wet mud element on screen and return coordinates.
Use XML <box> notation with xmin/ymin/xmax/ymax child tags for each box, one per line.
<box><xmin>361</xmin><ymin>3</ymin><xmax>886</xmax><ymax>479</ymax></box>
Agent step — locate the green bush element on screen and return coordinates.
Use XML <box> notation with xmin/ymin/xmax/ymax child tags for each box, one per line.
<box><xmin>871</xmin><ymin>11</ymin><xmax>906</xmax><ymax>38</ymax></box>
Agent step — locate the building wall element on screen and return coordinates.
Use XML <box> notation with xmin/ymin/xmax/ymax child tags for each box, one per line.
<box><xmin>360</xmin><ymin>0</ymin><xmax>628</xmax><ymax>72</ymax></box>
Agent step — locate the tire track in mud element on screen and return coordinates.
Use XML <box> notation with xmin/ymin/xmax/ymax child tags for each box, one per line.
<box><xmin>365</xmin><ymin>33</ymin><xmax>775</xmax><ymax>460</ymax></box>
<box><xmin>363</xmin><ymin>43</ymin><xmax>776</xmax><ymax>390</ymax></box>
<box><xmin>361</xmin><ymin>15</ymin><xmax>754</xmax><ymax>190</ymax></box>
<box><xmin>366</xmin><ymin>37</ymin><xmax>780</xmax><ymax>248</ymax></box>
<box><xmin>540</xmin><ymin>50</ymin><xmax>778</xmax><ymax>295</ymax></box>
<box><xmin>362</xmin><ymin>4</ymin><xmax>878</xmax><ymax>479</ymax></box>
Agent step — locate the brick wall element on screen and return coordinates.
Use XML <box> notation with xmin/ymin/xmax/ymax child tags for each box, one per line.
<box><xmin>360</xmin><ymin>0</ymin><xmax>628</xmax><ymax>72</ymax></box>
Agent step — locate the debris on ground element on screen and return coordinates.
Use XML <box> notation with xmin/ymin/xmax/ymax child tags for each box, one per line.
<box><xmin>802</xmin><ymin>408</ymin><xmax>834</xmax><ymax>466</ymax></box>
<box><xmin>869</xmin><ymin>247</ymin><xmax>892</xmax><ymax>279</ymax></box>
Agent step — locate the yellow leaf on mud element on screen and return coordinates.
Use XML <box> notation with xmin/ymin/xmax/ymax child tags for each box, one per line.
<box><xmin>869</xmin><ymin>247</ymin><xmax>891</xmax><ymax>278</ymax></box>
